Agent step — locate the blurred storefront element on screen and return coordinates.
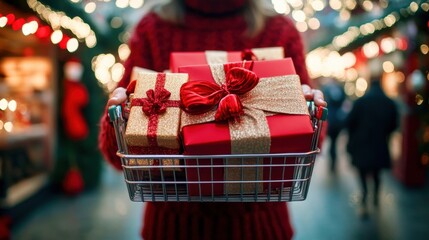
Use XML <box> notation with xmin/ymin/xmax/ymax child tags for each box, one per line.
<box><xmin>0</xmin><ymin>1</ymin><xmax>58</xmax><ymax>221</ymax></box>
<box><xmin>0</xmin><ymin>0</ymin><xmax>105</xmax><ymax>225</ymax></box>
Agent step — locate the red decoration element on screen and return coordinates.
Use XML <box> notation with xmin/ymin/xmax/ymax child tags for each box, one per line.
<box><xmin>395</xmin><ymin>37</ymin><xmax>408</xmax><ymax>51</ymax></box>
<box><xmin>62</xmin><ymin>59</ymin><xmax>89</xmax><ymax>140</ymax></box>
<box><xmin>59</xmin><ymin>35</ymin><xmax>70</xmax><ymax>49</ymax></box>
<box><xmin>180</xmin><ymin>67</ymin><xmax>259</xmax><ymax>121</ymax></box>
<box><xmin>0</xmin><ymin>215</ymin><xmax>11</xmax><ymax>240</ymax></box>
<box><xmin>6</xmin><ymin>14</ymin><xmax>15</xmax><ymax>25</ymax></box>
<box><xmin>62</xmin><ymin>80</ymin><xmax>89</xmax><ymax>140</ymax></box>
<box><xmin>36</xmin><ymin>26</ymin><xmax>51</xmax><ymax>38</ymax></box>
<box><xmin>12</xmin><ymin>18</ymin><xmax>24</xmax><ymax>30</ymax></box>
<box><xmin>62</xmin><ymin>167</ymin><xmax>84</xmax><ymax>196</ymax></box>
<box><xmin>23</xmin><ymin>47</ymin><xmax>34</xmax><ymax>56</ymax></box>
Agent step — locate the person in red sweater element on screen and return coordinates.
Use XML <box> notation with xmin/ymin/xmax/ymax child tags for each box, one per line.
<box><xmin>99</xmin><ymin>0</ymin><xmax>327</xmax><ymax>239</ymax></box>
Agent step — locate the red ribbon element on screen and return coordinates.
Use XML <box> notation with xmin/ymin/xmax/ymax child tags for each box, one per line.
<box><xmin>180</xmin><ymin>66</ymin><xmax>259</xmax><ymax>121</ymax></box>
<box><xmin>241</xmin><ymin>49</ymin><xmax>258</xmax><ymax>61</ymax></box>
<box><xmin>126</xmin><ymin>80</ymin><xmax>136</xmax><ymax>96</ymax></box>
<box><xmin>130</xmin><ymin>73</ymin><xmax>180</xmax><ymax>147</ymax></box>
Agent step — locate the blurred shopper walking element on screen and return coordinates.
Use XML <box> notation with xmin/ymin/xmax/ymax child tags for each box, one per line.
<box><xmin>345</xmin><ymin>69</ymin><xmax>399</xmax><ymax>218</ymax></box>
<box><xmin>322</xmin><ymin>78</ymin><xmax>347</xmax><ymax>173</ymax></box>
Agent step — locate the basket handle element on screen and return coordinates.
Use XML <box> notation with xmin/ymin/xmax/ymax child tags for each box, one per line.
<box><xmin>108</xmin><ymin>105</ymin><xmax>122</xmax><ymax>122</ymax></box>
<box><xmin>307</xmin><ymin>101</ymin><xmax>328</xmax><ymax>121</ymax></box>
<box><xmin>316</xmin><ymin>106</ymin><xmax>328</xmax><ymax>121</ymax></box>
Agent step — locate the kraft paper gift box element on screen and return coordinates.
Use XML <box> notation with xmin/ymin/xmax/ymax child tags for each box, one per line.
<box><xmin>178</xmin><ymin>58</ymin><xmax>314</xmax><ymax>196</ymax></box>
<box><xmin>125</xmin><ymin>69</ymin><xmax>188</xmax><ymax>171</ymax></box>
<box><xmin>170</xmin><ymin>46</ymin><xmax>284</xmax><ymax>73</ymax></box>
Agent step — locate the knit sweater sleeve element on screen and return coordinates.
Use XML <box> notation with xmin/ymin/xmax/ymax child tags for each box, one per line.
<box><xmin>98</xmin><ymin>14</ymin><xmax>157</xmax><ymax>170</ymax></box>
<box><xmin>119</xmin><ymin>13</ymin><xmax>157</xmax><ymax>88</ymax></box>
<box><xmin>268</xmin><ymin>16</ymin><xmax>311</xmax><ymax>86</ymax></box>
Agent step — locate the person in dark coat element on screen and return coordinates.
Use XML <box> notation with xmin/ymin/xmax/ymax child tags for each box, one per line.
<box><xmin>346</xmin><ymin>76</ymin><xmax>399</xmax><ymax>217</ymax></box>
<box><xmin>322</xmin><ymin>79</ymin><xmax>347</xmax><ymax>172</ymax></box>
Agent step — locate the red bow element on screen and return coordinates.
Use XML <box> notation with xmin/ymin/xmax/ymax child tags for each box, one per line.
<box><xmin>141</xmin><ymin>88</ymin><xmax>171</xmax><ymax>116</ymax></box>
<box><xmin>180</xmin><ymin>67</ymin><xmax>259</xmax><ymax>121</ymax></box>
<box><xmin>241</xmin><ymin>49</ymin><xmax>258</xmax><ymax>61</ymax></box>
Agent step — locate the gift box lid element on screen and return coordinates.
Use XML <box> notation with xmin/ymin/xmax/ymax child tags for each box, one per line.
<box><xmin>170</xmin><ymin>47</ymin><xmax>284</xmax><ymax>73</ymax></box>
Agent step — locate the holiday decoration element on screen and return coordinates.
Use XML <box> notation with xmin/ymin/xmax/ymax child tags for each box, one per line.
<box><xmin>62</xmin><ymin>166</ymin><xmax>84</xmax><ymax>196</ymax></box>
<box><xmin>0</xmin><ymin>215</ymin><xmax>11</xmax><ymax>240</ymax></box>
<box><xmin>59</xmin><ymin>58</ymin><xmax>89</xmax><ymax>195</ymax></box>
<box><xmin>61</xmin><ymin>58</ymin><xmax>89</xmax><ymax>140</ymax></box>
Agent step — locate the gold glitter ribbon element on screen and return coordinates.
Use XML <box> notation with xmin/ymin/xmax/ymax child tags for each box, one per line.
<box><xmin>181</xmin><ymin>63</ymin><xmax>308</xmax><ymax>194</ymax></box>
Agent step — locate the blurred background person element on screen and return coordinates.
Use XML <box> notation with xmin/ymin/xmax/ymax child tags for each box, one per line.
<box><xmin>321</xmin><ymin>78</ymin><xmax>347</xmax><ymax>173</ymax></box>
<box><xmin>345</xmin><ymin>63</ymin><xmax>399</xmax><ymax>218</ymax></box>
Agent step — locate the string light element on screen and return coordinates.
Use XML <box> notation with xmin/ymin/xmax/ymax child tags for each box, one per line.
<box><xmin>383</xmin><ymin>61</ymin><xmax>395</xmax><ymax>73</ymax></box>
<box><xmin>129</xmin><ymin>0</ymin><xmax>144</xmax><ymax>9</ymax></box>
<box><xmin>118</xmin><ymin>43</ymin><xmax>131</xmax><ymax>61</ymax></box>
<box><xmin>380</xmin><ymin>37</ymin><xmax>396</xmax><ymax>53</ymax></box>
<box><xmin>0</xmin><ymin>16</ymin><xmax>7</xmax><ymax>27</ymax></box>
<box><xmin>306</xmin><ymin>0</ymin><xmax>423</xmax><ymax>90</ymax></box>
<box><xmin>4</xmin><ymin>122</ymin><xmax>13</xmax><ymax>133</ymax></box>
<box><xmin>0</xmin><ymin>98</ymin><xmax>8</xmax><ymax>111</ymax></box>
<box><xmin>17</xmin><ymin>0</ymin><xmax>424</xmax><ymax>94</ymax></box>
<box><xmin>116</xmin><ymin>0</ymin><xmax>129</xmax><ymax>8</ymax></box>
<box><xmin>67</xmin><ymin>38</ymin><xmax>79</xmax><ymax>52</ymax></box>
<box><xmin>84</xmin><ymin>2</ymin><xmax>97</xmax><ymax>13</ymax></box>
<box><xmin>27</xmin><ymin>0</ymin><xmax>98</xmax><ymax>49</ymax></box>
<box><xmin>0</xmin><ymin>13</ymin><xmax>73</xmax><ymax>53</ymax></box>
<box><xmin>421</xmin><ymin>44</ymin><xmax>429</xmax><ymax>55</ymax></box>
<box><xmin>50</xmin><ymin>30</ymin><xmax>63</xmax><ymax>44</ymax></box>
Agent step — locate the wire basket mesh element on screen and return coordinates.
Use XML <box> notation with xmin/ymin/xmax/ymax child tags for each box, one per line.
<box><xmin>109</xmin><ymin>102</ymin><xmax>326</xmax><ymax>202</ymax></box>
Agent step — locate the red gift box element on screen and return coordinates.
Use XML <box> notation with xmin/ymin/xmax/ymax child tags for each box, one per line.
<box><xmin>179</xmin><ymin>58</ymin><xmax>313</xmax><ymax>196</ymax></box>
<box><xmin>170</xmin><ymin>47</ymin><xmax>284</xmax><ymax>73</ymax></box>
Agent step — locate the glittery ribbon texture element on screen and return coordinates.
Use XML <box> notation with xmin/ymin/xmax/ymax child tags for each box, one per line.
<box><xmin>125</xmin><ymin>70</ymin><xmax>188</xmax><ymax>169</ymax></box>
<box><xmin>180</xmin><ymin>61</ymin><xmax>309</xmax><ymax>194</ymax></box>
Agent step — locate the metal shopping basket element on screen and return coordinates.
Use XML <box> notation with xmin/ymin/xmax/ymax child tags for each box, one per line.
<box><xmin>109</xmin><ymin>102</ymin><xmax>327</xmax><ymax>202</ymax></box>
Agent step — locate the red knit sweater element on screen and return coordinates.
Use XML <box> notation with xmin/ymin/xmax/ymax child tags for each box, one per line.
<box><xmin>99</xmin><ymin>8</ymin><xmax>311</xmax><ymax>240</ymax></box>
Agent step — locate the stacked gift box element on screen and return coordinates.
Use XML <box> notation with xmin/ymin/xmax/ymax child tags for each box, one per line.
<box><xmin>123</xmin><ymin>47</ymin><xmax>314</xmax><ymax>196</ymax></box>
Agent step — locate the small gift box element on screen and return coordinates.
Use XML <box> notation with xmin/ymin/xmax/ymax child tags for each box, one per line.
<box><xmin>125</xmin><ymin>68</ymin><xmax>188</xmax><ymax>170</ymax></box>
<box><xmin>179</xmin><ymin>58</ymin><xmax>314</xmax><ymax>195</ymax></box>
<box><xmin>170</xmin><ymin>47</ymin><xmax>284</xmax><ymax>73</ymax></box>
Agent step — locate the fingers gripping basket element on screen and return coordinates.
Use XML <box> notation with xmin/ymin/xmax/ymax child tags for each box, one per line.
<box><xmin>108</xmin><ymin>102</ymin><xmax>327</xmax><ymax>202</ymax></box>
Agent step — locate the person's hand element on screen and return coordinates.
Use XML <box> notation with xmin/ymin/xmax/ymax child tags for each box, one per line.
<box><xmin>107</xmin><ymin>87</ymin><xmax>127</xmax><ymax>107</ymax></box>
<box><xmin>302</xmin><ymin>84</ymin><xmax>327</xmax><ymax>107</ymax></box>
